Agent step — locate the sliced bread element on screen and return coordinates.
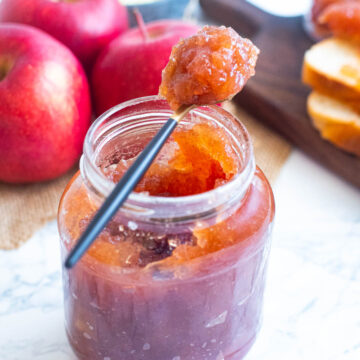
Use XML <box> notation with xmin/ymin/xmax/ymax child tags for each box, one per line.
<box><xmin>303</xmin><ymin>37</ymin><xmax>360</xmax><ymax>101</ymax></box>
<box><xmin>308</xmin><ymin>91</ymin><xmax>360</xmax><ymax>157</ymax></box>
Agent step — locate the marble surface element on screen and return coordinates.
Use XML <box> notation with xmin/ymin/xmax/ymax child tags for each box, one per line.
<box><xmin>1</xmin><ymin>149</ymin><xmax>359</xmax><ymax>360</ymax></box>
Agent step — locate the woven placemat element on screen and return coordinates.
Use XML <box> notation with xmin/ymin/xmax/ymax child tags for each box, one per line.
<box><xmin>223</xmin><ymin>102</ymin><xmax>291</xmax><ymax>183</ymax></box>
<box><xmin>0</xmin><ymin>102</ymin><xmax>291</xmax><ymax>250</ymax></box>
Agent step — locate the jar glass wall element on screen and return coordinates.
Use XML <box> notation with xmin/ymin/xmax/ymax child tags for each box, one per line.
<box><xmin>58</xmin><ymin>96</ymin><xmax>275</xmax><ymax>360</ymax></box>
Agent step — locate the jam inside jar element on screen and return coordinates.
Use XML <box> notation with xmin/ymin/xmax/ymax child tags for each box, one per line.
<box><xmin>58</xmin><ymin>96</ymin><xmax>275</xmax><ymax>360</ymax></box>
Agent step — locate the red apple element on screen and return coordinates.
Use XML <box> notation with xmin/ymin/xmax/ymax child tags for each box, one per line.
<box><xmin>92</xmin><ymin>17</ymin><xmax>198</xmax><ymax>115</ymax></box>
<box><xmin>0</xmin><ymin>0</ymin><xmax>128</xmax><ymax>72</ymax></box>
<box><xmin>0</xmin><ymin>24</ymin><xmax>91</xmax><ymax>183</ymax></box>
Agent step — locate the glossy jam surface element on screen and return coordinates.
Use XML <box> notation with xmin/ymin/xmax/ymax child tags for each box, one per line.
<box><xmin>58</xmin><ymin>111</ymin><xmax>274</xmax><ymax>360</ymax></box>
<box><xmin>311</xmin><ymin>0</ymin><xmax>360</xmax><ymax>39</ymax></box>
<box><xmin>103</xmin><ymin>120</ymin><xmax>238</xmax><ymax>197</ymax></box>
<box><xmin>311</xmin><ymin>0</ymin><xmax>341</xmax><ymax>22</ymax></box>
<box><xmin>159</xmin><ymin>26</ymin><xmax>259</xmax><ymax>110</ymax></box>
<box><xmin>320</xmin><ymin>1</ymin><xmax>360</xmax><ymax>40</ymax></box>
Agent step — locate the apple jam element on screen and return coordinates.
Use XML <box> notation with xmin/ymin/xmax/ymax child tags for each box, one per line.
<box><xmin>58</xmin><ymin>97</ymin><xmax>275</xmax><ymax>360</ymax></box>
<box><xmin>159</xmin><ymin>26</ymin><xmax>259</xmax><ymax>110</ymax></box>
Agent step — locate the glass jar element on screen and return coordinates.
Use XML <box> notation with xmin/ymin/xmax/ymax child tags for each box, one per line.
<box><xmin>58</xmin><ymin>96</ymin><xmax>275</xmax><ymax>360</ymax></box>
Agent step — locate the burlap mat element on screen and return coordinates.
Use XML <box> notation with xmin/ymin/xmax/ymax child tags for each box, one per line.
<box><xmin>0</xmin><ymin>103</ymin><xmax>291</xmax><ymax>250</ymax></box>
<box><xmin>223</xmin><ymin>102</ymin><xmax>292</xmax><ymax>183</ymax></box>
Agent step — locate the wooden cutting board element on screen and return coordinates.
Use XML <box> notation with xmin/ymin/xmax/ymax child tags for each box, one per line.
<box><xmin>200</xmin><ymin>0</ymin><xmax>360</xmax><ymax>188</ymax></box>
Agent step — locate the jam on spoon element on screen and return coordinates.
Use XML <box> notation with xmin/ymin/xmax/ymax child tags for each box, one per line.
<box><xmin>159</xmin><ymin>25</ymin><xmax>259</xmax><ymax>111</ymax></box>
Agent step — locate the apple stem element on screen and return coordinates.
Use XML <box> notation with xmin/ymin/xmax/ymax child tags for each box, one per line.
<box><xmin>0</xmin><ymin>58</ymin><xmax>13</xmax><ymax>81</ymax></box>
<box><xmin>134</xmin><ymin>9</ymin><xmax>149</xmax><ymax>42</ymax></box>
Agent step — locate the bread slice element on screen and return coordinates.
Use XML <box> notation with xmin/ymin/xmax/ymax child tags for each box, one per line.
<box><xmin>308</xmin><ymin>91</ymin><xmax>360</xmax><ymax>156</ymax></box>
<box><xmin>303</xmin><ymin>37</ymin><xmax>360</xmax><ymax>101</ymax></box>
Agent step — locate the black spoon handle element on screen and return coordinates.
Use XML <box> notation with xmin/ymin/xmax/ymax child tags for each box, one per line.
<box><xmin>64</xmin><ymin>117</ymin><xmax>178</xmax><ymax>269</ymax></box>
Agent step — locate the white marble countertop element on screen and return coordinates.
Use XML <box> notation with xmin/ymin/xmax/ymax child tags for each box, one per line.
<box><xmin>1</xmin><ymin>149</ymin><xmax>359</xmax><ymax>360</ymax></box>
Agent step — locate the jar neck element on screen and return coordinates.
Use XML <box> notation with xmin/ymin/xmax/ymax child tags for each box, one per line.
<box><xmin>80</xmin><ymin>96</ymin><xmax>255</xmax><ymax>225</ymax></box>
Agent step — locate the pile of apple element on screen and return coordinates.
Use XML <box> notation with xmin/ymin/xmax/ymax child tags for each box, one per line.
<box><xmin>0</xmin><ymin>0</ymin><xmax>197</xmax><ymax>183</ymax></box>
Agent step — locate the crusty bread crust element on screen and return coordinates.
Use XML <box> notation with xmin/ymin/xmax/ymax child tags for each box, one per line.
<box><xmin>303</xmin><ymin>61</ymin><xmax>360</xmax><ymax>101</ymax></box>
<box><xmin>303</xmin><ymin>37</ymin><xmax>360</xmax><ymax>101</ymax></box>
<box><xmin>308</xmin><ymin>91</ymin><xmax>360</xmax><ymax>156</ymax></box>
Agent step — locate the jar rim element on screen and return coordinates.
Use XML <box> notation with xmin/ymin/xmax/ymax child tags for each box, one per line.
<box><xmin>81</xmin><ymin>96</ymin><xmax>255</xmax><ymax>222</ymax></box>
